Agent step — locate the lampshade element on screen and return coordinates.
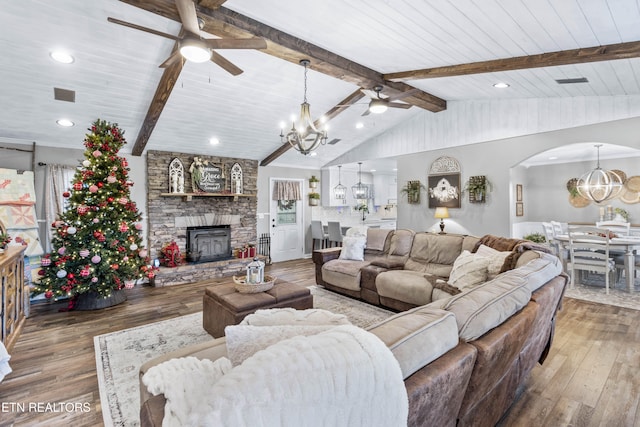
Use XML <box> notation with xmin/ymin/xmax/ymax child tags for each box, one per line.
<box><xmin>179</xmin><ymin>38</ymin><xmax>211</xmax><ymax>63</ymax></box>
<box><xmin>434</xmin><ymin>207</ymin><xmax>450</xmax><ymax>219</ymax></box>
<box><xmin>576</xmin><ymin>144</ymin><xmax>623</xmax><ymax>203</ymax></box>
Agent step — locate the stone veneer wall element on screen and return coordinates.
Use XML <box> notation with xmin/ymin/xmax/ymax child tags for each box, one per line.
<box><xmin>146</xmin><ymin>150</ymin><xmax>258</xmax><ymax>263</ymax></box>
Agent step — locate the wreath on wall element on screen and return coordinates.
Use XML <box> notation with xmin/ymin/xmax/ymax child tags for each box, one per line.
<box><xmin>277</xmin><ymin>200</ymin><xmax>296</xmax><ymax>211</ymax></box>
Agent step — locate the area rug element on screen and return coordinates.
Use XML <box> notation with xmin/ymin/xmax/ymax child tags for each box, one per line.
<box><xmin>564</xmin><ymin>275</ymin><xmax>640</xmax><ymax>311</ymax></box>
<box><xmin>94</xmin><ymin>285</ymin><xmax>394</xmax><ymax>427</ymax></box>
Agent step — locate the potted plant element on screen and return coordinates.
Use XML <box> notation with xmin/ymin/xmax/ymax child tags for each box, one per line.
<box><xmin>309</xmin><ymin>175</ymin><xmax>319</xmax><ymax>189</ymax></box>
<box><xmin>400</xmin><ymin>180</ymin><xmax>425</xmax><ymax>204</ymax></box>
<box><xmin>523</xmin><ymin>232</ymin><xmax>546</xmax><ymax>244</ymax></box>
<box><xmin>463</xmin><ymin>176</ymin><xmax>492</xmax><ymax>203</ymax></box>
<box><xmin>308</xmin><ymin>192</ymin><xmax>320</xmax><ymax>206</ymax></box>
<box><xmin>0</xmin><ymin>231</ymin><xmax>11</xmax><ymax>255</ymax></box>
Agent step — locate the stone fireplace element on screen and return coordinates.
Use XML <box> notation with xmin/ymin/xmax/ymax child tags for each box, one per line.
<box><xmin>146</xmin><ymin>150</ymin><xmax>259</xmax><ymax>286</ymax></box>
<box><xmin>186</xmin><ymin>225</ymin><xmax>232</xmax><ymax>263</ymax></box>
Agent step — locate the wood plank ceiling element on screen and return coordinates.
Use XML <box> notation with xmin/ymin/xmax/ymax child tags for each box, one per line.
<box><xmin>1</xmin><ymin>0</ymin><xmax>640</xmax><ymax>169</ymax></box>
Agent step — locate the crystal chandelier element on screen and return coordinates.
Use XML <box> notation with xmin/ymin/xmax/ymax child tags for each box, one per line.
<box><xmin>351</xmin><ymin>162</ymin><xmax>370</xmax><ymax>200</ymax></box>
<box><xmin>333</xmin><ymin>165</ymin><xmax>347</xmax><ymax>203</ymax></box>
<box><xmin>280</xmin><ymin>59</ymin><xmax>328</xmax><ymax>155</ymax></box>
<box><xmin>576</xmin><ymin>144</ymin><xmax>623</xmax><ymax>203</ymax></box>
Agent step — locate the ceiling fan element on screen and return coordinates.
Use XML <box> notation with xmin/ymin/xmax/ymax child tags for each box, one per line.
<box><xmin>107</xmin><ymin>0</ymin><xmax>267</xmax><ymax>75</ymax></box>
<box><xmin>358</xmin><ymin>85</ymin><xmax>418</xmax><ymax>116</ymax></box>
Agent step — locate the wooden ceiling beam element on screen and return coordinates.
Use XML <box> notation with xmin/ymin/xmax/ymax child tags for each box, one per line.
<box><xmin>131</xmin><ymin>38</ymin><xmax>184</xmax><ymax>156</ymax></box>
<box><xmin>117</xmin><ymin>0</ymin><xmax>446</xmax><ymax>113</ymax></box>
<box><xmin>260</xmin><ymin>89</ymin><xmax>365</xmax><ymax>166</ymax></box>
<box><xmin>196</xmin><ymin>0</ymin><xmax>227</xmax><ymax>9</ymax></box>
<box><xmin>384</xmin><ymin>40</ymin><xmax>640</xmax><ymax>82</ymax></box>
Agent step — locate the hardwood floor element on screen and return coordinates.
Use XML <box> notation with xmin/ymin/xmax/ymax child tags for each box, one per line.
<box><xmin>1</xmin><ymin>258</ymin><xmax>639</xmax><ymax>426</ymax></box>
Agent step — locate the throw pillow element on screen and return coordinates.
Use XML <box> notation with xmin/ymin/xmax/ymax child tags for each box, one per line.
<box><xmin>475</xmin><ymin>244</ymin><xmax>512</xmax><ymax>279</ymax></box>
<box><xmin>448</xmin><ymin>250</ymin><xmax>490</xmax><ymax>290</ymax></box>
<box><xmin>240</xmin><ymin>307</ymin><xmax>350</xmax><ymax>326</ymax></box>
<box><xmin>339</xmin><ymin>236</ymin><xmax>366</xmax><ymax>261</ymax></box>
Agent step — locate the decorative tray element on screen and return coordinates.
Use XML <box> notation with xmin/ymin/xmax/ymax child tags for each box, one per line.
<box><xmin>232</xmin><ymin>275</ymin><xmax>276</xmax><ymax>293</ymax></box>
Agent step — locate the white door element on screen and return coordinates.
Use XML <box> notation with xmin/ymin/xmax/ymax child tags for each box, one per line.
<box><xmin>269</xmin><ymin>178</ymin><xmax>304</xmax><ymax>262</ymax></box>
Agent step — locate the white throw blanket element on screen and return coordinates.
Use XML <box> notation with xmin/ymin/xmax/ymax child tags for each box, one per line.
<box><xmin>144</xmin><ymin>325</ymin><xmax>408</xmax><ymax>427</ymax></box>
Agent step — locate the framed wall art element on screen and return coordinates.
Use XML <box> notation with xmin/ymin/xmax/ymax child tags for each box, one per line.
<box><xmin>516</xmin><ymin>184</ymin><xmax>523</xmax><ymax>202</ymax></box>
<box><xmin>428</xmin><ymin>156</ymin><xmax>461</xmax><ymax>209</ymax></box>
<box><xmin>516</xmin><ymin>202</ymin><xmax>524</xmax><ymax>217</ymax></box>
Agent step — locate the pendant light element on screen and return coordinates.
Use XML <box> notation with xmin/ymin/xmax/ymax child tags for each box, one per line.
<box><xmin>279</xmin><ymin>59</ymin><xmax>328</xmax><ymax>155</ymax></box>
<box><xmin>576</xmin><ymin>144</ymin><xmax>623</xmax><ymax>203</ymax></box>
<box><xmin>351</xmin><ymin>162</ymin><xmax>370</xmax><ymax>200</ymax></box>
<box><xmin>333</xmin><ymin>165</ymin><xmax>347</xmax><ymax>203</ymax></box>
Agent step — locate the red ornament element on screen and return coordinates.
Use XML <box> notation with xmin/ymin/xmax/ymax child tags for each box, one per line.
<box><xmin>77</xmin><ymin>205</ymin><xmax>89</xmax><ymax>215</ymax></box>
<box><xmin>107</xmin><ymin>197</ymin><xmax>114</xmax><ymax>203</ymax></box>
<box><xmin>63</xmin><ymin>191</ymin><xmax>70</xmax><ymax>198</ymax></box>
<box><xmin>98</xmin><ymin>235</ymin><xmax>106</xmax><ymax>242</ymax></box>
<box><xmin>67</xmin><ymin>273</ymin><xmax>74</xmax><ymax>279</ymax></box>
<box><xmin>44</xmin><ymin>290</ymin><xmax>53</xmax><ymax>299</ymax></box>
<box><xmin>93</xmin><ymin>231</ymin><xmax>101</xmax><ymax>238</ymax></box>
<box><xmin>73</xmin><ymin>182</ymin><xmax>82</xmax><ymax>191</ymax></box>
<box><xmin>111</xmin><ymin>264</ymin><xmax>119</xmax><ymax>270</ymax></box>
<box><xmin>97</xmin><ymin>182</ymin><xmax>104</xmax><ymax>188</ymax></box>
<box><xmin>119</xmin><ymin>197</ymin><xmax>128</xmax><ymax>205</ymax></box>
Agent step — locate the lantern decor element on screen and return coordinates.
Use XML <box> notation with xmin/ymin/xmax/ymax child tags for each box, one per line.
<box><xmin>233</xmin><ymin>257</ymin><xmax>274</xmax><ymax>293</ymax></box>
<box><xmin>160</xmin><ymin>241</ymin><xmax>182</xmax><ymax>268</ymax></box>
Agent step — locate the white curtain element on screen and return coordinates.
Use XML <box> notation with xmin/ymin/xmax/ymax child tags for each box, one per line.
<box><xmin>43</xmin><ymin>164</ymin><xmax>75</xmax><ymax>251</ymax></box>
<box><xmin>271</xmin><ymin>180</ymin><xmax>302</xmax><ymax>201</ymax></box>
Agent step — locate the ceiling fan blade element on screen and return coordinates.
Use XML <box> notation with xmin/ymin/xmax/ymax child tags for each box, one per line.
<box><xmin>205</xmin><ymin>37</ymin><xmax>267</xmax><ymax>50</ymax></box>
<box><xmin>108</xmin><ymin>17</ymin><xmax>180</xmax><ymax>41</ymax></box>
<box><xmin>175</xmin><ymin>0</ymin><xmax>201</xmax><ymax>35</ymax></box>
<box><xmin>159</xmin><ymin>50</ymin><xmax>183</xmax><ymax>68</ymax></box>
<box><xmin>361</xmin><ymin>109</ymin><xmax>371</xmax><ymax>117</ymax></box>
<box><xmin>387</xmin><ymin>88</ymin><xmax>419</xmax><ymax>102</ymax></box>
<box><xmin>388</xmin><ymin>102</ymin><xmax>412</xmax><ymax>109</ymax></box>
<box><xmin>210</xmin><ymin>51</ymin><xmax>243</xmax><ymax>75</ymax></box>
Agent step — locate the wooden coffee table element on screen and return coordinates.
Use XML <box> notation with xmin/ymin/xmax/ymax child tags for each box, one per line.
<box><xmin>202</xmin><ymin>279</ymin><xmax>314</xmax><ymax>337</ymax></box>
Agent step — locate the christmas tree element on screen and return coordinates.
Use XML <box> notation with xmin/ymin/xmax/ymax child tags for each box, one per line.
<box><xmin>33</xmin><ymin>119</ymin><xmax>154</xmax><ymax>307</ymax></box>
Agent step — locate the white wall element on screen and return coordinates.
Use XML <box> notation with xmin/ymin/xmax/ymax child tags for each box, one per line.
<box><xmin>396</xmin><ymin>116</ymin><xmax>640</xmax><ymax>237</ymax></box>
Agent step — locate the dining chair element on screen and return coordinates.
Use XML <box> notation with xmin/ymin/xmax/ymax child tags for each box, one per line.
<box><xmin>311</xmin><ymin>220</ymin><xmax>329</xmax><ymax>250</ymax></box>
<box><xmin>567</xmin><ymin>225</ymin><xmax>617</xmax><ymax>294</ymax></box>
<box><xmin>327</xmin><ymin>221</ymin><xmax>344</xmax><ymax>247</ymax></box>
<box><xmin>595</xmin><ymin>220</ymin><xmax>630</xmax><ymax>236</ymax></box>
<box><xmin>541</xmin><ymin>222</ymin><xmax>559</xmax><ymax>256</ymax></box>
<box><xmin>550</xmin><ymin>221</ymin><xmax>565</xmax><ymax>236</ymax></box>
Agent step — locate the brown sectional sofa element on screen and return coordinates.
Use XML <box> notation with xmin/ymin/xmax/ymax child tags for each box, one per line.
<box><xmin>139</xmin><ymin>229</ymin><xmax>567</xmax><ymax>427</ymax></box>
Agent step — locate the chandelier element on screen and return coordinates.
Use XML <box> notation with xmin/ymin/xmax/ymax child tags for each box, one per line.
<box><xmin>351</xmin><ymin>162</ymin><xmax>371</xmax><ymax>200</ymax></box>
<box><xmin>333</xmin><ymin>165</ymin><xmax>347</xmax><ymax>203</ymax></box>
<box><xmin>576</xmin><ymin>144</ymin><xmax>623</xmax><ymax>203</ymax></box>
<box><xmin>280</xmin><ymin>59</ymin><xmax>328</xmax><ymax>155</ymax></box>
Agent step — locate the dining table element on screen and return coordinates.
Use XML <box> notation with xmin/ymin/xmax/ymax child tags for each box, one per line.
<box><xmin>553</xmin><ymin>234</ymin><xmax>640</xmax><ymax>291</ymax></box>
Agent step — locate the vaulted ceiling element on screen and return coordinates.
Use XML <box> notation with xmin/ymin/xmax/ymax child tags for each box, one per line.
<box><xmin>1</xmin><ymin>0</ymin><xmax>639</xmax><ymax>170</ymax></box>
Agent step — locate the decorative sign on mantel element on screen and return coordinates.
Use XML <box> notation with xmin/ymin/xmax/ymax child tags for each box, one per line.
<box><xmin>189</xmin><ymin>157</ymin><xmax>226</xmax><ymax>193</ymax></box>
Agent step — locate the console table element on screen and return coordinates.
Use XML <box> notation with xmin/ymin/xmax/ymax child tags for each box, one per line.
<box><xmin>1</xmin><ymin>246</ymin><xmax>27</xmax><ymax>353</ymax></box>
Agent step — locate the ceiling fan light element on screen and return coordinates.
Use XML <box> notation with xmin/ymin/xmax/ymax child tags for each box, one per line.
<box><xmin>369</xmin><ymin>99</ymin><xmax>388</xmax><ymax>114</ymax></box>
<box><xmin>180</xmin><ymin>38</ymin><xmax>211</xmax><ymax>63</ymax></box>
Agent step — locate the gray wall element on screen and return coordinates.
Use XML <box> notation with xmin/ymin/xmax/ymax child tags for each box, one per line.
<box><xmin>397</xmin><ymin>117</ymin><xmax>640</xmax><ymax>237</ymax></box>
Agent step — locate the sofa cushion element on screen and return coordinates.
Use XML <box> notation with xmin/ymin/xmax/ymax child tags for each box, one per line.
<box><xmin>447</xmin><ymin>250</ymin><xmax>490</xmax><ymax>290</ymax></box>
<box><xmin>376</xmin><ymin>270</ymin><xmax>436</xmax><ymax>306</ymax></box>
<box><xmin>389</xmin><ymin>229</ymin><xmax>415</xmax><ymax>256</ymax></box>
<box><xmin>404</xmin><ymin>233</ymin><xmax>465</xmax><ymax>277</ymax></box>
<box><xmin>339</xmin><ymin>236</ymin><xmax>366</xmax><ymax>261</ymax></box>
<box><xmin>368</xmin><ymin>306</ymin><xmax>459</xmax><ymax>379</ymax></box>
<box><xmin>431</xmin><ymin>273</ymin><xmax>531</xmax><ymax>342</ymax></box>
<box><xmin>322</xmin><ymin>259</ymin><xmax>370</xmax><ymax>291</ymax></box>
<box><xmin>475</xmin><ymin>244</ymin><xmax>511</xmax><ymax>279</ymax></box>
<box><xmin>508</xmin><ymin>253</ymin><xmax>562</xmax><ymax>293</ymax></box>
<box><xmin>367</xmin><ymin>228</ymin><xmax>392</xmax><ymax>251</ymax></box>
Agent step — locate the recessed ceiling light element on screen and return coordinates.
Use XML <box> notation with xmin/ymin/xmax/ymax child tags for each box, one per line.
<box><xmin>493</xmin><ymin>82</ymin><xmax>510</xmax><ymax>89</ymax></box>
<box><xmin>56</xmin><ymin>119</ymin><xmax>74</xmax><ymax>127</ymax></box>
<box><xmin>370</xmin><ymin>169</ymin><xmax>376</xmax><ymax>172</ymax></box>
<box><xmin>209</xmin><ymin>137</ymin><xmax>220</xmax><ymax>145</ymax></box>
<box><xmin>355</xmin><ymin>122</ymin><xmax>364</xmax><ymax>129</ymax></box>
<box><xmin>548</xmin><ymin>156</ymin><xmax>558</xmax><ymax>160</ymax></box>
<box><xmin>50</xmin><ymin>50</ymin><xmax>74</xmax><ymax>64</ymax></box>
<box><xmin>310</xmin><ymin>152</ymin><xmax>317</xmax><ymax>157</ymax></box>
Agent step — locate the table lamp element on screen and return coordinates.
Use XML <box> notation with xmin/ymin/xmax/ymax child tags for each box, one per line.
<box><xmin>434</xmin><ymin>207</ymin><xmax>449</xmax><ymax>234</ymax></box>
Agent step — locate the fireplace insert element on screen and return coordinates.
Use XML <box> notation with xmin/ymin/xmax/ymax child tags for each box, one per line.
<box><xmin>186</xmin><ymin>225</ymin><xmax>232</xmax><ymax>263</ymax></box>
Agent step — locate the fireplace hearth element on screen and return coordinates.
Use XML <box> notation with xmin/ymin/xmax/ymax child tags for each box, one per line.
<box><xmin>186</xmin><ymin>225</ymin><xmax>232</xmax><ymax>263</ymax></box>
